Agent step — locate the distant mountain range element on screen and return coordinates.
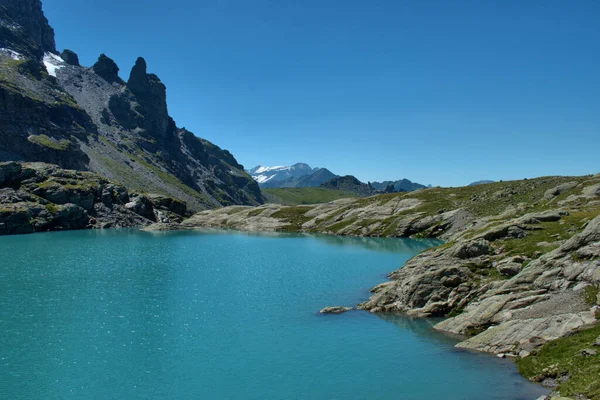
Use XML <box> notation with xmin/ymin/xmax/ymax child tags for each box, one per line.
<box><xmin>468</xmin><ymin>180</ymin><xmax>495</xmax><ymax>186</ymax></box>
<box><xmin>370</xmin><ymin>179</ymin><xmax>429</xmax><ymax>192</ymax></box>
<box><xmin>247</xmin><ymin>163</ymin><xmax>337</xmax><ymax>189</ymax></box>
<box><xmin>320</xmin><ymin>175</ymin><xmax>378</xmax><ymax>197</ymax></box>
<box><xmin>248</xmin><ymin>163</ymin><xmax>429</xmax><ymax>193</ymax></box>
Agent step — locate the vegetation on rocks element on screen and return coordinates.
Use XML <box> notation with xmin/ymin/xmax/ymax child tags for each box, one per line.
<box><xmin>27</xmin><ymin>134</ymin><xmax>72</xmax><ymax>151</ymax></box>
<box><xmin>517</xmin><ymin>324</ymin><xmax>600</xmax><ymax>399</ymax></box>
<box><xmin>0</xmin><ymin>161</ymin><xmax>188</xmax><ymax>235</ymax></box>
<box><xmin>263</xmin><ymin>187</ymin><xmax>356</xmax><ymax>205</ymax></box>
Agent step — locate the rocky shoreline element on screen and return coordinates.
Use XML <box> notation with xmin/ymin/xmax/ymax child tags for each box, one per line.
<box><xmin>142</xmin><ymin>173</ymin><xmax>600</xmax><ymax>399</ymax></box>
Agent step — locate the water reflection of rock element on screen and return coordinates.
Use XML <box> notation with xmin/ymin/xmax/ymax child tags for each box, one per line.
<box><xmin>309</xmin><ymin>234</ymin><xmax>442</xmax><ymax>254</ymax></box>
<box><xmin>375</xmin><ymin>313</ymin><xmax>463</xmax><ymax>347</ymax></box>
<box><xmin>155</xmin><ymin>228</ymin><xmax>443</xmax><ymax>255</ymax></box>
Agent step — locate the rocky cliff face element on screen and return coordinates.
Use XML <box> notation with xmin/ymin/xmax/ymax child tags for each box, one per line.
<box><xmin>0</xmin><ymin>0</ymin><xmax>55</xmax><ymax>59</ymax></box>
<box><xmin>0</xmin><ymin>0</ymin><xmax>263</xmax><ymax>211</ymax></box>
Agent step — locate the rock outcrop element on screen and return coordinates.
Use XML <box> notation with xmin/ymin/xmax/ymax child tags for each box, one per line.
<box><xmin>0</xmin><ymin>161</ymin><xmax>188</xmax><ymax>235</ymax></box>
<box><xmin>60</xmin><ymin>49</ymin><xmax>79</xmax><ymax>66</ymax></box>
<box><xmin>0</xmin><ymin>0</ymin><xmax>55</xmax><ymax>59</ymax></box>
<box><xmin>92</xmin><ymin>54</ymin><xmax>123</xmax><ymax>84</ymax></box>
<box><xmin>320</xmin><ymin>306</ymin><xmax>353</xmax><ymax>314</ymax></box>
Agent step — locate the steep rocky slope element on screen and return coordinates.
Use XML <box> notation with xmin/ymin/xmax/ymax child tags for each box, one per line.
<box><xmin>0</xmin><ymin>0</ymin><xmax>262</xmax><ymax>211</ymax></box>
<box><xmin>0</xmin><ymin>161</ymin><xmax>187</xmax><ymax>235</ymax></box>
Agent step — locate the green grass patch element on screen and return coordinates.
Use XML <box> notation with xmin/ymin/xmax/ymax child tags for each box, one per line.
<box><xmin>28</xmin><ymin>134</ymin><xmax>72</xmax><ymax>151</ymax></box>
<box><xmin>247</xmin><ymin>208</ymin><xmax>264</xmax><ymax>217</ymax></box>
<box><xmin>45</xmin><ymin>203</ymin><xmax>58</xmax><ymax>214</ymax></box>
<box><xmin>263</xmin><ymin>187</ymin><xmax>356</xmax><ymax>205</ymax></box>
<box><xmin>585</xmin><ymin>286</ymin><xmax>599</xmax><ymax>306</ymax></box>
<box><xmin>326</xmin><ymin>217</ymin><xmax>358</xmax><ymax>233</ymax></box>
<box><xmin>497</xmin><ymin>207</ymin><xmax>600</xmax><ymax>258</ymax></box>
<box><xmin>225</xmin><ymin>207</ymin><xmax>247</xmax><ymax>215</ymax></box>
<box><xmin>517</xmin><ymin>324</ymin><xmax>600</xmax><ymax>399</ymax></box>
<box><xmin>271</xmin><ymin>207</ymin><xmax>312</xmax><ymax>232</ymax></box>
<box><xmin>463</xmin><ymin>261</ymin><xmax>506</xmax><ymax>281</ymax></box>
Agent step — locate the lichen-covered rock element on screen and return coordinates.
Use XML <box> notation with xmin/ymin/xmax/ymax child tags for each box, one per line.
<box><xmin>496</xmin><ymin>261</ymin><xmax>523</xmax><ymax>277</ymax></box>
<box><xmin>452</xmin><ymin>239</ymin><xmax>492</xmax><ymax>259</ymax></box>
<box><xmin>544</xmin><ymin>182</ymin><xmax>578</xmax><ymax>199</ymax></box>
<box><xmin>479</xmin><ymin>224</ymin><xmax>527</xmax><ymax>241</ymax></box>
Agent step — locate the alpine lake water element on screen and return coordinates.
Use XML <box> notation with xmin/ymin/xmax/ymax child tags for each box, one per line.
<box><xmin>0</xmin><ymin>229</ymin><xmax>549</xmax><ymax>400</ymax></box>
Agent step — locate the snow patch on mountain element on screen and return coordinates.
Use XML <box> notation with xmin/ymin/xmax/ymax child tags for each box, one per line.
<box><xmin>0</xmin><ymin>48</ymin><xmax>23</xmax><ymax>60</ymax></box>
<box><xmin>253</xmin><ymin>165</ymin><xmax>289</xmax><ymax>174</ymax></box>
<box><xmin>254</xmin><ymin>174</ymin><xmax>277</xmax><ymax>183</ymax></box>
<box><xmin>43</xmin><ymin>52</ymin><xmax>64</xmax><ymax>77</ymax></box>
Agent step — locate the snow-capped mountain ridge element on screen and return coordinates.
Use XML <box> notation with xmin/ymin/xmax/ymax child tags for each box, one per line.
<box><xmin>247</xmin><ymin>163</ymin><xmax>318</xmax><ymax>185</ymax></box>
<box><xmin>249</xmin><ymin>163</ymin><xmax>432</xmax><ymax>192</ymax></box>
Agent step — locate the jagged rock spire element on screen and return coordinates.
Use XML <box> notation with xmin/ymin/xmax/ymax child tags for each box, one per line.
<box><xmin>127</xmin><ymin>57</ymin><xmax>148</xmax><ymax>94</ymax></box>
<box><xmin>125</xmin><ymin>57</ymin><xmax>169</xmax><ymax>139</ymax></box>
<box><xmin>92</xmin><ymin>54</ymin><xmax>123</xmax><ymax>84</ymax></box>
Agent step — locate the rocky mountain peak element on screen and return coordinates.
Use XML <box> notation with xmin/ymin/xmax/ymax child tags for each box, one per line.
<box><xmin>1</xmin><ymin>0</ymin><xmax>264</xmax><ymax>211</ymax></box>
<box><xmin>125</xmin><ymin>56</ymin><xmax>169</xmax><ymax>140</ymax></box>
<box><xmin>126</xmin><ymin>56</ymin><xmax>166</xmax><ymax>103</ymax></box>
<box><xmin>92</xmin><ymin>54</ymin><xmax>123</xmax><ymax>84</ymax></box>
<box><xmin>0</xmin><ymin>0</ymin><xmax>55</xmax><ymax>57</ymax></box>
<box><xmin>60</xmin><ymin>49</ymin><xmax>79</xmax><ymax>66</ymax></box>
<box><xmin>127</xmin><ymin>56</ymin><xmax>148</xmax><ymax>91</ymax></box>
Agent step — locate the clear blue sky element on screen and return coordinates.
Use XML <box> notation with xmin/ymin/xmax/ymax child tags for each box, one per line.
<box><xmin>43</xmin><ymin>0</ymin><xmax>599</xmax><ymax>186</ymax></box>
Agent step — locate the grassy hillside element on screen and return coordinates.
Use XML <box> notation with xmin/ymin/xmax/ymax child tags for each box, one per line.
<box><xmin>263</xmin><ymin>187</ymin><xmax>357</xmax><ymax>205</ymax></box>
<box><xmin>188</xmin><ymin>174</ymin><xmax>600</xmax><ymax>238</ymax></box>
<box><xmin>517</xmin><ymin>324</ymin><xmax>600</xmax><ymax>399</ymax></box>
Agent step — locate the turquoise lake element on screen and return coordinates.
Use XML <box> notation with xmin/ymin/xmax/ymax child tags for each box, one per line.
<box><xmin>0</xmin><ymin>229</ymin><xmax>549</xmax><ymax>399</ymax></box>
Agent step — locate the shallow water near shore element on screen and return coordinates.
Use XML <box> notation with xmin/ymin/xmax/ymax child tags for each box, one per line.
<box><xmin>0</xmin><ymin>229</ymin><xmax>548</xmax><ymax>399</ymax></box>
